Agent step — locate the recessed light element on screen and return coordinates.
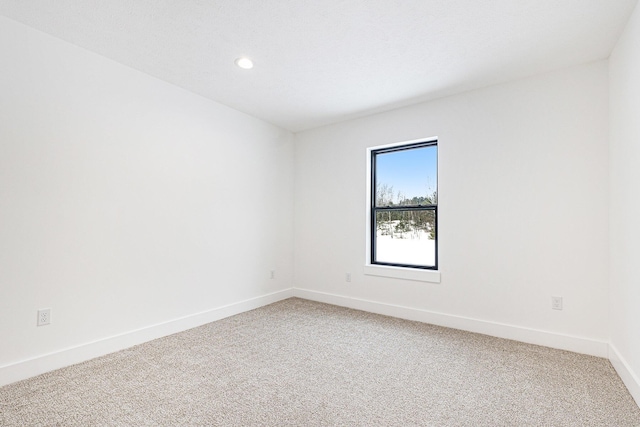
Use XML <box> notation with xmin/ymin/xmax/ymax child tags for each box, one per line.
<box><xmin>235</xmin><ymin>57</ymin><xmax>253</xmax><ymax>69</ymax></box>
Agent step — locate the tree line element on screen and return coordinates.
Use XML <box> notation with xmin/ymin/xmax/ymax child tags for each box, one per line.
<box><xmin>376</xmin><ymin>183</ymin><xmax>437</xmax><ymax>240</ymax></box>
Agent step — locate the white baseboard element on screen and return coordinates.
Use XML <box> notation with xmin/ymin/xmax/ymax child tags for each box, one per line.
<box><xmin>293</xmin><ymin>288</ymin><xmax>609</xmax><ymax>358</ymax></box>
<box><xmin>3</xmin><ymin>287</ymin><xmax>624</xmax><ymax>394</ymax></box>
<box><xmin>0</xmin><ymin>289</ymin><xmax>293</xmax><ymax>387</ymax></box>
<box><xmin>609</xmin><ymin>344</ymin><xmax>640</xmax><ymax>407</ymax></box>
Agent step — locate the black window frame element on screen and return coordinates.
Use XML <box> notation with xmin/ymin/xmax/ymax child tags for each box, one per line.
<box><xmin>370</xmin><ymin>140</ymin><xmax>438</xmax><ymax>270</ymax></box>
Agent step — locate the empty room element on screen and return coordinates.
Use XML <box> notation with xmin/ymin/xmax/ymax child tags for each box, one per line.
<box><xmin>1</xmin><ymin>1</ymin><xmax>640</xmax><ymax>425</ymax></box>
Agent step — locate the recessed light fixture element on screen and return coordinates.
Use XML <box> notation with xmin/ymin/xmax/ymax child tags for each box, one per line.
<box><xmin>235</xmin><ymin>57</ymin><xmax>254</xmax><ymax>69</ymax></box>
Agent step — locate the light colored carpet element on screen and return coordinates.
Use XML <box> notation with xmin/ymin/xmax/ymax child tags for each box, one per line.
<box><xmin>1</xmin><ymin>297</ymin><xmax>639</xmax><ymax>426</ymax></box>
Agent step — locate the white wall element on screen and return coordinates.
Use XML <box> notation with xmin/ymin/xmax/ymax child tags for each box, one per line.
<box><xmin>609</xmin><ymin>1</ymin><xmax>640</xmax><ymax>404</ymax></box>
<box><xmin>294</xmin><ymin>61</ymin><xmax>610</xmax><ymax>355</ymax></box>
<box><xmin>0</xmin><ymin>16</ymin><xmax>294</xmax><ymax>383</ymax></box>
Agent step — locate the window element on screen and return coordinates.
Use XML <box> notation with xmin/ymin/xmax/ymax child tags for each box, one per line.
<box><xmin>370</xmin><ymin>140</ymin><xmax>438</xmax><ymax>270</ymax></box>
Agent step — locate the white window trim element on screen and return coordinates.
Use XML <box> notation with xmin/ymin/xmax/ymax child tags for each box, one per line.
<box><xmin>363</xmin><ymin>264</ymin><xmax>441</xmax><ymax>283</ymax></box>
<box><xmin>365</xmin><ymin>137</ymin><xmax>441</xmax><ymax>284</ymax></box>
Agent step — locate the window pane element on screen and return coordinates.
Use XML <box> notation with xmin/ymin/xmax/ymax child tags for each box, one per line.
<box><xmin>375</xmin><ymin>145</ymin><xmax>437</xmax><ymax>207</ymax></box>
<box><xmin>374</xmin><ymin>210</ymin><xmax>435</xmax><ymax>267</ymax></box>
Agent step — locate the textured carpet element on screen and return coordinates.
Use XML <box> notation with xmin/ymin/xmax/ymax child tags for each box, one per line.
<box><xmin>1</xmin><ymin>298</ymin><xmax>639</xmax><ymax>426</ymax></box>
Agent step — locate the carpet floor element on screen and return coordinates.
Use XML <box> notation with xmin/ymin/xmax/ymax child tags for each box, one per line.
<box><xmin>1</xmin><ymin>297</ymin><xmax>639</xmax><ymax>426</ymax></box>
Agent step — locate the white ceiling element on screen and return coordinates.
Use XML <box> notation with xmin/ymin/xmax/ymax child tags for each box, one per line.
<box><xmin>0</xmin><ymin>0</ymin><xmax>637</xmax><ymax>132</ymax></box>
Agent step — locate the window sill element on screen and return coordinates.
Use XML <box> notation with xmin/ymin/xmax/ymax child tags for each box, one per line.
<box><xmin>363</xmin><ymin>264</ymin><xmax>441</xmax><ymax>283</ymax></box>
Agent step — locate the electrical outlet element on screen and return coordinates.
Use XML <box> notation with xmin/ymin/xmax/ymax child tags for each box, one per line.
<box><xmin>270</xmin><ymin>270</ymin><xmax>276</xmax><ymax>279</ymax></box>
<box><xmin>37</xmin><ymin>309</ymin><xmax>51</xmax><ymax>326</ymax></box>
<box><xmin>346</xmin><ymin>273</ymin><xmax>351</xmax><ymax>282</ymax></box>
<box><xmin>551</xmin><ymin>296</ymin><xmax>563</xmax><ymax>311</ymax></box>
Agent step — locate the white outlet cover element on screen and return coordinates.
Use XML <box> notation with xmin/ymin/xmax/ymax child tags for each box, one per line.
<box><xmin>37</xmin><ymin>308</ymin><xmax>51</xmax><ymax>326</ymax></box>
